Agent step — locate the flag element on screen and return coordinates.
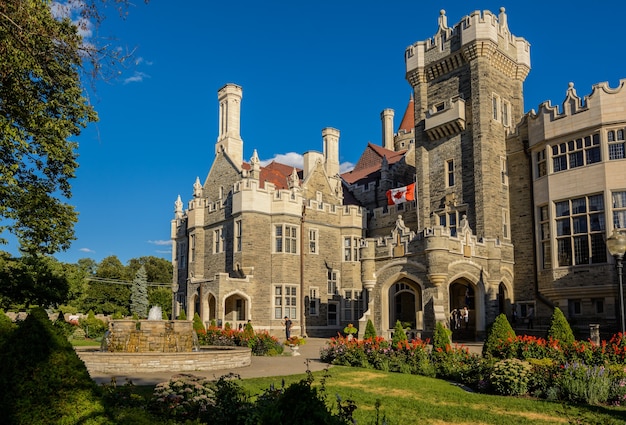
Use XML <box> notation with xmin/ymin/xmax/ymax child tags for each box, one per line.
<box><xmin>386</xmin><ymin>183</ymin><xmax>415</xmax><ymax>205</ymax></box>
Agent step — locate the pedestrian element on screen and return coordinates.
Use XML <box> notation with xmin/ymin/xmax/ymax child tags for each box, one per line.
<box><xmin>512</xmin><ymin>304</ymin><xmax>517</xmax><ymax>325</ymax></box>
<box><xmin>526</xmin><ymin>306</ymin><xmax>534</xmax><ymax>329</ymax></box>
<box><xmin>462</xmin><ymin>306</ymin><xmax>469</xmax><ymax>329</ymax></box>
<box><xmin>283</xmin><ymin>316</ymin><xmax>293</xmax><ymax>339</ymax></box>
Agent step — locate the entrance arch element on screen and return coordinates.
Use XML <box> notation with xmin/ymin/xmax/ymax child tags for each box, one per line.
<box><xmin>223</xmin><ymin>292</ymin><xmax>250</xmax><ymax>329</ymax></box>
<box><xmin>387</xmin><ymin>279</ymin><xmax>423</xmax><ymax>337</ymax></box>
<box><xmin>449</xmin><ymin>279</ymin><xmax>477</xmax><ymax>338</ymax></box>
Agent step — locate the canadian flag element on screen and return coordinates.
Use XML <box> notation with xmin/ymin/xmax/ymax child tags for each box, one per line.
<box><xmin>386</xmin><ymin>183</ymin><xmax>416</xmax><ymax>205</ymax></box>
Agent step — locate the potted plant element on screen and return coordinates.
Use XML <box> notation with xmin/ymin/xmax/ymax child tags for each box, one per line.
<box><xmin>285</xmin><ymin>335</ymin><xmax>306</xmax><ymax>356</ymax></box>
<box><xmin>343</xmin><ymin>323</ymin><xmax>358</xmax><ymax>340</ymax></box>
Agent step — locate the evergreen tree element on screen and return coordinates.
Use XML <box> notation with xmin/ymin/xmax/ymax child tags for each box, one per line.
<box><xmin>130</xmin><ymin>265</ymin><xmax>149</xmax><ymax>319</ymax></box>
<box><xmin>547</xmin><ymin>307</ymin><xmax>575</xmax><ymax>345</ymax></box>
<box><xmin>391</xmin><ymin>320</ymin><xmax>408</xmax><ymax>346</ymax></box>
<box><xmin>483</xmin><ymin>313</ymin><xmax>516</xmax><ymax>358</ymax></box>
<box><xmin>363</xmin><ymin>319</ymin><xmax>376</xmax><ymax>339</ymax></box>
<box><xmin>193</xmin><ymin>312</ymin><xmax>205</xmax><ymax>332</ymax></box>
<box><xmin>432</xmin><ymin>321</ymin><xmax>452</xmax><ymax>351</ymax></box>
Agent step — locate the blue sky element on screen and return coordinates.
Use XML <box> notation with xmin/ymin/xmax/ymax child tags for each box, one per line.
<box><xmin>7</xmin><ymin>1</ymin><xmax>626</xmax><ymax>265</ymax></box>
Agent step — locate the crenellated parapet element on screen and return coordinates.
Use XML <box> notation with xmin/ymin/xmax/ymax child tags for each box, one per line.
<box><xmin>405</xmin><ymin>8</ymin><xmax>530</xmax><ymax>85</ymax></box>
<box><xmin>526</xmin><ymin>80</ymin><xmax>626</xmax><ymax>147</ymax></box>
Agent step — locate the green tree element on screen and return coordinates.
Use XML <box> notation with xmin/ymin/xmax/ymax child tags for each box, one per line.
<box><xmin>483</xmin><ymin>313</ymin><xmax>516</xmax><ymax>358</ymax></box>
<box><xmin>81</xmin><ymin>255</ymin><xmax>129</xmax><ymax>315</ymax></box>
<box><xmin>547</xmin><ymin>307</ymin><xmax>575</xmax><ymax>345</ymax></box>
<box><xmin>363</xmin><ymin>319</ymin><xmax>376</xmax><ymax>339</ymax></box>
<box><xmin>0</xmin><ymin>252</ymin><xmax>69</xmax><ymax>308</ymax></box>
<box><xmin>391</xmin><ymin>320</ymin><xmax>408</xmax><ymax>347</ymax></box>
<box><xmin>193</xmin><ymin>312</ymin><xmax>205</xmax><ymax>333</ymax></box>
<box><xmin>0</xmin><ymin>0</ymin><xmax>98</xmax><ymax>255</ymax></box>
<box><xmin>127</xmin><ymin>256</ymin><xmax>173</xmax><ymax>284</ymax></box>
<box><xmin>130</xmin><ymin>265</ymin><xmax>148</xmax><ymax>318</ymax></box>
<box><xmin>432</xmin><ymin>321</ymin><xmax>452</xmax><ymax>351</ymax></box>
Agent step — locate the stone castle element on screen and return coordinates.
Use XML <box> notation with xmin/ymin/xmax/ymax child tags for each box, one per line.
<box><xmin>171</xmin><ymin>8</ymin><xmax>626</xmax><ymax>339</ymax></box>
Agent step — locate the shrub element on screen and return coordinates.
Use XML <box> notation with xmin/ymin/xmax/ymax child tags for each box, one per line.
<box><xmin>489</xmin><ymin>358</ymin><xmax>533</xmax><ymax>396</ymax></box>
<box><xmin>79</xmin><ymin>310</ymin><xmax>107</xmax><ymax>339</ymax></box>
<box><xmin>526</xmin><ymin>357</ymin><xmax>559</xmax><ymax>399</ymax></box>
<box><xmin>151</xmin><ymin>373</ymin><xmax>217</xmax><ymax>420</ymax></box>
<box><xmin>178</xmin><ymin>310</ymin><xmax>187</xmax><ymax>320</ymax></box>
<box><xmin>557</xmin><ymin>362</ymin><xmax>611</xmax><ymax>405</ymax></box>
<box><xmin>192</xmin><ymin>312</ymin><xmax>205</xmax><ymax>333</ymax></box>
<box><xmin>608</xmin><ymin>365</ymin><xmax>626</xmax><ymax>406</ymax></box>
<box><xmin>363</xmin><ymin>319</ymin><xmax>376</xmax><ymax>339</ymax></box>
<box><xmin>0</xmin><ymin>307</ymin><xmax>108</xmax><ymax>424</ymax></box>
<box><xmin>391</xmin><ymin>320</ymin><xmax>407</xmax><ymax>347</ymax></box>
<box><xmin>547</xmin><ymin>307</ymin><xmax>574</xmax><ymax>346</ymax></box>
<box><xmin>432</xmin><ymin>321</ymin><xmax>451</xmax><ymax>352</ymax></box>
<box><xmin>432</xmin><ymin>344</ymin><xmax>481</xmax><ymax>382</ymax></box>
<box><xmin>482</xmin><ymin>313</ymin><xmax>516</xmax><ymax>358</ymax></box>
<box><xmin>0</xmin><ymin>309</ymin><xmax>16</xmax><ymax>352</ymax></box>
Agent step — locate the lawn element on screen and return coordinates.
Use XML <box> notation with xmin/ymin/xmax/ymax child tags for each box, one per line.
<box><xmin>238</xmin><ymin>366</ymin><xmax>626</xmax><ymax>425</ymax></box>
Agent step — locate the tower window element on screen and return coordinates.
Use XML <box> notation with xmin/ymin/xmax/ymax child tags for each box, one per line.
<box><xmin>446</xmin><ymin>159</ymin><xmax>455</xmax><ymax>187</ymax></box>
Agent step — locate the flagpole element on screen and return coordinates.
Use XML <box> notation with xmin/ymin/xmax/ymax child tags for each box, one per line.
<box><xmin>415</xmin><ymin>179</ymin><xmax>419</xmax><ymax>230</ymax></box>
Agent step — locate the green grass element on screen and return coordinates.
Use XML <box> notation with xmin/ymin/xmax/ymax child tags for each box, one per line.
<box><xmin>238</xmin><ymin>366</ymin><xmax>626</xmax><ymax>425</ymax></box>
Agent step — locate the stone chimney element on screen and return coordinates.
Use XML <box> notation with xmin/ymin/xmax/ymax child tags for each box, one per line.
<box><xmin>381</xmin><ymin>108</ymin><xmax>395</xmax><ymax>151</ymax></box>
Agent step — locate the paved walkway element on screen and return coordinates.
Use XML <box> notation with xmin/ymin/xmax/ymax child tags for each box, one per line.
<box><xmin>89</xmin><ymin>338</ymin><xmax>484</xmax><ymax>386</ymax></box>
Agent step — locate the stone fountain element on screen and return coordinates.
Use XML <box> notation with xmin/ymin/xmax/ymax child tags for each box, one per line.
<box><xmin>78</xmin><ymin>306</ymin><xmax>251</xmax><ymax>374</ymax></box>
<box><xmin>103</xmin><ymin>306</ymin><xmax>196</xmax><ymax>353</ymax></box>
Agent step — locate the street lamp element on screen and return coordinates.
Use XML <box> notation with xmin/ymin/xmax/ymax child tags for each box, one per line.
<box><xmin>607</xmin><ymin>228</ymin><xmax>626</xmax><ymax>334</ymax></box>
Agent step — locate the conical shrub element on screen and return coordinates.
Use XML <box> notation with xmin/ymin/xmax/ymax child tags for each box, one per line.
<box><xmin>483</xmin><ymin>313</ymin><xmax>516</xmax><ymax>358</ymax></box>
<box><xmin>547</xmin><ymin>307</ymin><xmax>574</xmax><ymax>345</ymax></box>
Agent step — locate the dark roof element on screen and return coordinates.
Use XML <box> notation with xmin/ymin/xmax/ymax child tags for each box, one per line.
<box><xmin>341</xmin><ymin>143</ymin><xmax>406</xmax><ymax>185</ymax></box>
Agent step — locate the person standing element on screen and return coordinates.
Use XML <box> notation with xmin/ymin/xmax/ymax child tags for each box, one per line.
<box><xmin>283</xmin><ymin>316</ymin><xmax>293</xmax><ymax>339</ymax></box>
<box><xmin>462</xmin><ymin>306</ymin><xmax>469</xmax><ymax>329</ymax></box>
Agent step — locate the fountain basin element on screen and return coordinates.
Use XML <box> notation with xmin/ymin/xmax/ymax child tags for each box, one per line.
<box><xmin>76</xmin><ymin>346</ymin><xmax>251</xmax><ymax>374</ymax></box>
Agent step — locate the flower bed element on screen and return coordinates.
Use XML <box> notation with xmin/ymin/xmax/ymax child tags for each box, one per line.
<box><xmin>319</xmin><ymin>332</ymin><xmax>626</xmax><ymax>407</ymax></box>
<box><xmin>196</xmin><ymin>326</ymin><xmax>284</xmax><ymax>356</ymax></box>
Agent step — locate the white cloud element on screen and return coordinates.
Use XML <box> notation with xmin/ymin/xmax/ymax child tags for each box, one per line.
<box><xmin>148</xmin><ymin>240</ymin><xmax>172</xmax><ymax>246</ymax></box>
<box><xmin>260</xmin><ymin>153</ymin><xmax>354</xmax><ymax>174</ymax></box>
<box><xmin>124</xmin><ymin>71</ymin><xmax>150</xmax><ymax>84</ymax></box>
<box><xmin>340</xmin><ymin>162</ymin><xmax>355</xmax><ymax>173</ymax></box>
<box><xmin>50</xmin><ymin>2</ymin><xmax>93</xmax><ymax>38</ymax></box>
<box><xmin>79</xmin><ymin>247</ymin><xmax>95</xmax><ymax>253</ymax></box>
<box><xmin>260</xmin><ymin>152</ymin><xmax>303</xmax><ymax>169</ymax></box>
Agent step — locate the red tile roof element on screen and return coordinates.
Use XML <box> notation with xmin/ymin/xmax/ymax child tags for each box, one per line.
<box><xmin>341</xmin><ymin>143</ymin><xmax>406</xmax><ymax>185</ymax></box>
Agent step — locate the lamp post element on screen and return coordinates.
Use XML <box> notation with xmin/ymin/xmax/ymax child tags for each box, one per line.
<box><xmin>607</xmin><ymin>229</ymin><xmax>626</xmax><ymax>335</ymax></box>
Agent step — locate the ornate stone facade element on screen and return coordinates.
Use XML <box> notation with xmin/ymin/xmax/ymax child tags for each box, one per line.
<box><xmin>171</xmin><ymin>8</ymin><xmax>626</xmax><ymax>339</ymax></box>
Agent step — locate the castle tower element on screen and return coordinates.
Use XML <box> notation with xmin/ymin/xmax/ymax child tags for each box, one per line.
<box><xmin>405</xmin><ymin>8</ymin><xmax>530</xmax><ymax>239</ymax></box>
<box><xmin>215</xmin><ymin>83</ymin><xmax>244</xmax><ymax>167</ymax></box>
<box><xmin>381</xmin><ymin>108</ymin><xmax>395</xmax><ymax>151</ymax></box>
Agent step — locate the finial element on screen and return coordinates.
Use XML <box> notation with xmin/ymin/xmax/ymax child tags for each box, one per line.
<box><xmin>193</xmin><ymin>177</ymin><xmax>202</xmax><ymax>198</ymax></box>
<box><xmin>288</xmin><ymin>167</ymin><xmax>300</xmax><ymax>189</ymax></box>
<box><xmin>175</xmin><ymin>195</ymin><xmax>183</xmax><ymax>217</ymax></box>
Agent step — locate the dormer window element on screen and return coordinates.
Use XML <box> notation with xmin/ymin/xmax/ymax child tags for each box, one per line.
<box><xmin>435</xmin><ymin>102</ymin><xmax>445</xmax><ymax>112</ymax></box>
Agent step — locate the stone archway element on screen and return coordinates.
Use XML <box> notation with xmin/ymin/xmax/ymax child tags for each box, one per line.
<box><xmin>387</xmin><ymin>279</ymin><xmax>423</xmax><ymax>338</ymax></box>
<box><xmin>223</xmin><ymin>292</ymin><xmax>250</xmax><ymax>329</ymax></box>
<box><xmin>199</xmin><ymin>291</ymin><xmax>217</xmax><ymax>325</ymax></box>
<box><xmin>449</xmin><ymin>279</ymin><xmax>477</xmax><ymax>340</ymax></box>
